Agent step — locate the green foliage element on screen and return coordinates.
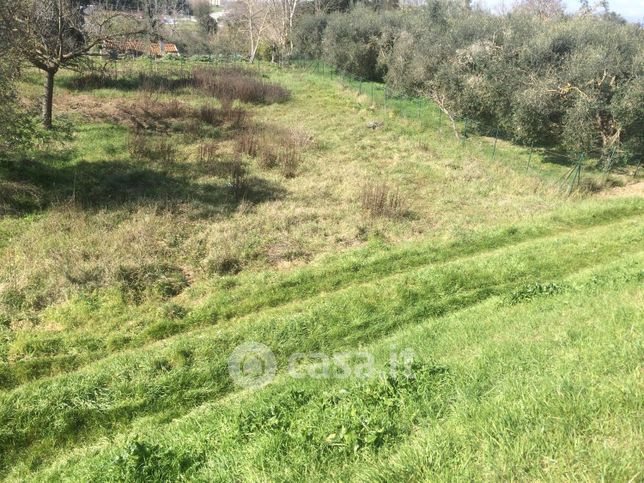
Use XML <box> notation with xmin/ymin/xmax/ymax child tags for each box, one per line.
<box><xmin>322</xmin><ymin>6</ymin><xmax>396</xmax><ymax>81</ymax></box>
<box><xmin>0</xmin><ymin>55</ymin><xmax>37</xmax><ymax>156</ymax></box>
<box><xmin>302</xmin><ymin>4</ymin><xmax>644</xmax><ymax>159</ymax></box>
<box><xmin>111</xmin><ymin>438</ymin><xmax>205</xmax><ymax>481</ymax></box>
<box><xmin>293</xmin><ymin>13</ymin><xmax>328</xmax><ymax>59</ymax></box>
<box><xmin>1</xmin><ymin>60</ymin><xmax>642</xmax><ymax>480</ymax></box>
<box><xmin>508</xmin><ymin>281</ymin><xmax>566</xmax><ymax>304</ymax></box>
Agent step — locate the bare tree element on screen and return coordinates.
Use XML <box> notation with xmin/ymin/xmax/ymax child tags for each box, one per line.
<box><xmin>0</xmin><ymin>0</ymin><xmax>144</xmax><ymax>128</ymax></box>
<box><xmin>512</xmin><ymin>0</ymin><xmax>565</xmax><ymax>19</ymax></box>
<box><xmin>231</xmin><ymin>0</ymin><xmax>271</xmax><ymax>62</ymax></box>
<box><xmin>139</xmin><ymin>0</ymin><xmax>185</xmax><ymax>40</ymax></box>
<box><xmin>267</xmin><ymin>0</ymin><xmax>299</xmax><ymax>56</ymax></box>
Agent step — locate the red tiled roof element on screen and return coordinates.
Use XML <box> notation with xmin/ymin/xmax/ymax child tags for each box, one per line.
<box><xmin>105</xmin><ymin>40</ymin><xmax>179</xmax><ymax>56</ymax></box>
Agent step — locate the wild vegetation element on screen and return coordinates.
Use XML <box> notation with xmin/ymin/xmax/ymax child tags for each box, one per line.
<box><xmin>294</xmin><ymin>3</ymin><xmax>644</xmax><ymax>164</ymax></box>
<box><xmin>0</xmin><ymin>0</ymin><xmax>642</xmax><ymax>480</ymax></box>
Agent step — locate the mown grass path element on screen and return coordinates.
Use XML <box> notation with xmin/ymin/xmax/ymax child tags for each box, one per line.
<box><xmin>2</xmin><ymin>206</ymin><xmax>642</xmax><ymax>477</ymax></box>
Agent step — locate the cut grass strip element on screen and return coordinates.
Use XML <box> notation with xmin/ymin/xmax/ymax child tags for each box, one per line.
<box><xmin>3</xmin><ymin>198</ymin><xmax>642</xmax><ymax>389</ymax></box>
<box><xmin>20</xmin><ymin>255</ymin><xmax>643</xmax><ymax>482</ymax></box>
<box><xmin>0</xmin><ymin>215</ymin><xmax>641</xmax><ymax>474</ymax></box>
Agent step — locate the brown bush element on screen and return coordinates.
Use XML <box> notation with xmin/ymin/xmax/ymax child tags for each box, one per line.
<box><xmin>198</xmin><ymin>141</ymin><xmax>218</xmax><ymax>163</ymax></box>
<box><xmin>127</xmin><ymin>131</ymin><xmax>150</xmax><ymax>160</ymax></box>
<box><xmin>196</xmin><ymin>104</ymin><xmax>223</xmax><ymax>126</ymax></box>
<box><xmin>154</xmin><ymin>138</ymin><xmax>178</xmax><ymax>164</ymax></box>
<box><xmin>360</xmin><ymin>182</ymin><xmax>407</xmax><ymax>218</ymax></box>
<box><xmin>128</xmin><ymin>131</ymin><xmax>177</xmax><ymax>164</ymax></box>
<box><xmin>120</xmin><ymin>96</ymin><xmax>190</xmax><ymax>131</ymax></box>
<box><xmin>235</xmin><ymin>128</ymin><xmax>259</xmax><ymax>158</ymax></box>
<box><xmin>279</xmin><ymin>148</ymin><xmax>301</xmax><ymax>179</ymax></box>
<box><xmin>156</xmin><ymin>99</ymin><xmax>186</xmax><ymax>118</ymax></box>
<box><xmin>233</xmin><ymin>124</ymin><xmax>307</xmax><ymax>177</ymax></box>
<box><xmin>258</xmin><ymin>147</ymin><xmax>279</xmax><ymax>170</ymax></box>
<box><xmin>192</xmin><ymin>67</ymin><xmax>290</xmax><ymax>105</ymax></box>
<box><xmin>228</xmin><ymin>158</ymin><xmax>248</xmax><ymax>201</ymax></box>
<box><xmin>223</xmin><ymin>106</ymin><xmax>247</xmax><ymax>129</ymax></box>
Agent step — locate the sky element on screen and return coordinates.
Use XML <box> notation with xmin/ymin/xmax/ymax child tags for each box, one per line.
<box><xmin>476</xmin><ymin>0</ymin><xmax>643</xmax><ymax>22</ymax></box>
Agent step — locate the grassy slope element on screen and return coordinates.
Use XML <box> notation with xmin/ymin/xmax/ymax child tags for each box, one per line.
<box><xmin>1</xmin><ymin>63</ymin><xmax>642</xmax><ymax>479</ymax></box>
<box><xmin>7</xmin><ymin>229</ymin><xmax>643</xmax><ymax>481</ymax></box>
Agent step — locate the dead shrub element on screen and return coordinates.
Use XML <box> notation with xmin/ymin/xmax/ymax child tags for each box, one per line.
<box><xmin>198</xmin><ymin>141</ymin><xmax>218</xmax><ymax>163</ymax></box>
<box><xmin>250</xmin><ymin>126</ymin><xmax>304</xmax><ymax>177</ymax></box>
<box><xmin>156</xmin><ymin>99</ymin><xmax>186</xmax><ymax>118</ymax></box>
<box><xmin>139</xmin><ymin>73</ymin><xmax>191</xmax><ymax>93</ymax></box>
<box><xmin>183</xmin><ymin>118</ymin><xmax>207</xmax><ymax>139</ymax></box>
<box><xmin>258</xmin><ymin>147</ymin><xmax>279</xmax><ymax>170</ymax></box>
<box><xmin>278</xmin><ymin>148</ymin><xmax>301</xmax><ymax>179</ymax></box>
<box><xmin>128</xmin><ymin>131</ymin><xmax>177</xmax><ymax>164</ymax></box>
<box><xmin>235</xmin><ymin>126</ymin><xmax>302</xmax><ymax>178</ymax></box>
<box><xmin>196</xmin><ymin>104</ymin><xmax>223</xmax><ymax>126</ymax></box>
<box><xmin>223</xmin><ymin>106</ymin><xmax>247</xmax><ymax>128</ymax></box>
<box><xmin>68</xmin><ymin>71</ymin><xmax>111</xmax><ymax>90</ymax></box>
<box><xmin>228</xmin><ymin>158</ymin><xmax>248</xmax><ymax>201</ymax></box>
<box><xmin>127</xmin><ymin>131</ymin><xmax>151</xmax><ymax>160</ymax></box>
<box><xmin>235</xmin><ymin>128</ymin><xmax>259</xmax><ymax>157</ymax></box>
<box><xmin>154</xmin><ymin>138</ymin><xmax>178</xmax><ymax>164</ymax></box>
<box><xmin>360</xmin><ymin>182</ymin><xmax>407</xmax><ymax>218</ymax></box>
<box><xmin>192</xmin><ymin>67</ymin><xmax>290</xmax><ymax>105</ymax></box>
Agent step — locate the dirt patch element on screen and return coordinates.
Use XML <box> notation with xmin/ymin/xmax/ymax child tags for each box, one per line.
<box><xmin>599</xmin><ymin>180</ymin><xmax>644</xmax><ymax>198</ymax></box>
<box><xmin>55</xmin><ymin>93</ymin><xmax>124</xmax><ymax>123</ymax></box>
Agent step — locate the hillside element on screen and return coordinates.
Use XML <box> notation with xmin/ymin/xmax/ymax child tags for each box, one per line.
<box><xmin>0</xmin><ymin>62</ymin><xmax>642</xmax><ymax>480</ymax></box>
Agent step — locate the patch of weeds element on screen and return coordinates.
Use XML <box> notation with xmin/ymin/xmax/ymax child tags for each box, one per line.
<box><xmin>111</xmin><ymin>438</ymin><xmax>205</xmax><ymax>481</ymax></box>
<box><xmin>117</xmin><ymin>264</ymin><xmax>189</xmax><ymax>304</ymax></box>
<box><xmin>360</xmin><ymin>182</ymin><xmax>407</xmax><ymax>219</ymax></box>
<box><xmin>236</xmin><ymin>360</ymin><xmax>452</xmax><ymax>459</ymax></box>
<box><xmin>507</xmin><ymin>282</ymin><xmax>567</xmax><ymax>305</ymax></box>
<box><xmin>228</xmin><ymin>158</ymin><xmax>249</xmax><ymax>201</ymax></box>
<box><xmin>127</xmin><ymin>132</ymin><xmax>178</xmax><ymax>164</ymax></box>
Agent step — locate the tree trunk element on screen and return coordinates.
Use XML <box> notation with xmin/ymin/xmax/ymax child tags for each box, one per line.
<box><xmin>43</xmin><ymin>69</ymin><xmax>56</xmax><ymax>129</ymax></box>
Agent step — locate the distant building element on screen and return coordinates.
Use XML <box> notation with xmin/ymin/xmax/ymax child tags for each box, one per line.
<box><xmin>104</xmin><ymin>40</ymin><xmax>180</xmax><ymax>59</ymax></box>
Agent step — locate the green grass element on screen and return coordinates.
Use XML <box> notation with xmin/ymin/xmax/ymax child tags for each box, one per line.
<box><xmin>1</xmin><ymin>61</ymin><xmax>642</xmax><ymax>480</ymax></box>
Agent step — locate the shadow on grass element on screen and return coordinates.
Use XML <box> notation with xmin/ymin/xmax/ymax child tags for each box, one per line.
<box><xmin>0</xmin><ymin>156</ymin><xmax>284</xmax><ymax>217</ymax></box>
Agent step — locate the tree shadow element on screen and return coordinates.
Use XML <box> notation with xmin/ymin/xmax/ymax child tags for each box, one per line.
<box><xmin>539</xmin><ymin>150</ymin><xmax>580</xmax><ymax>168</ymax></box>
<box><xmin>0</xmin><ymin>156</ymin><xmax>285</xmax><ymax>218</ymax></box>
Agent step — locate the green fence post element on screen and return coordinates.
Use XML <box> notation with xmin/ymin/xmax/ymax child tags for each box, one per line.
<box><xmin>384</xmin><ymin>86</ymin><xmax>387</xmax><ymax>123</ymax></box>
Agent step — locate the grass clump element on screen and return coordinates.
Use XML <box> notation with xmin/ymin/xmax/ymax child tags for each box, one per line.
<box><xmin>360</xmin><ymin>182</ymin><xmax>407</xmax><ymax>218</ymax></box>
<box><xmin>127</xmin><ymin>131</ymin><xmax>178</xmax><ymax>164</ymax></box>
<box><xmin>237</xmin><ymin>125</ymin><xmax>305</xmax><ymax>178</ymax></box>
<box><xmin>116</xmin><ymin>263</ymin><xmax>189</xmax><ymax>304</ymax></box>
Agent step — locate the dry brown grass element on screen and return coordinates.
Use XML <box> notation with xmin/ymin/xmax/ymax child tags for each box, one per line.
<box><xmin>360</xmin><ymin>182</ymin><xmax>407</xmax><ymax>219</ymax></box>
<box><xmin>192</xmin><ymin>67</ymin><xmax>290</xmax><ymax>105</ymax></box>
<box><xmin>237</xmin><ymin>125</ymin><xmax>307</xmax><ymax>178</ymax></box>
<box><xmin>197</xmin><ymin>141</ymin><xmax>218</xmax><ymax>163</ymax></box>
<box><xmin>3</xmin><ymin>63</ymin><xmax>575</xmax><ymax>327</ymax></box>
<box><xmin>127</xmin><ymin>131</ymin><xmax>177</xmax><ymax>164</ymax></box>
